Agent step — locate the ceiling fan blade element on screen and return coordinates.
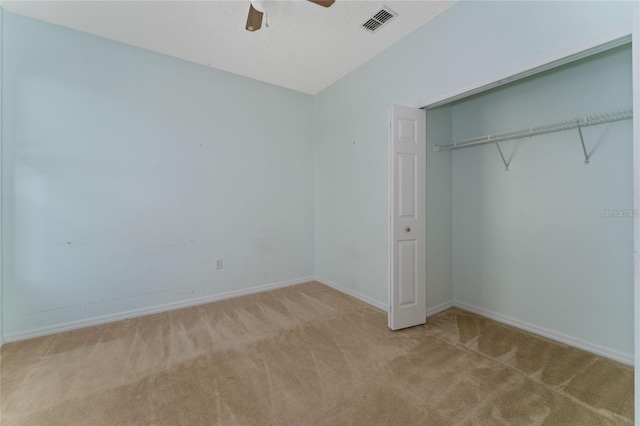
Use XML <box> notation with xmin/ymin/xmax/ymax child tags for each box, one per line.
<box><xmin>245</xmin><ymin>4</ymin><xmax>264</xmax><ymax>32</ymax></box>
<box><xmin>307</xmin><ymin>0</ymin><xmax>335</xmax><ymax>7</ymax></box>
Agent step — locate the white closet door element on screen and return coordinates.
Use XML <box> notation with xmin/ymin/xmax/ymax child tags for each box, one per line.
<box><xmin>388</xmin><ymin>105</ymin><xmax>426</xmax><ymax>330</ymax></box>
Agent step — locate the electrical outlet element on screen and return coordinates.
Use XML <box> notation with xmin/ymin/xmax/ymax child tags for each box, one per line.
<box><xmin>215</xmin><ymin>259</ymin><xmax>223</xmax><ymax>269</ymax></box>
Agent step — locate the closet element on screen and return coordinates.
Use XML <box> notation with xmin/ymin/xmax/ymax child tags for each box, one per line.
<box><xmin>425</xmin><ymin>45</ymin><xmax>634</xmax><ymax>362</ymax></box>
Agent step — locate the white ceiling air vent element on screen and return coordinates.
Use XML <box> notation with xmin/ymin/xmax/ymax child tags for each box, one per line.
<box><xmin>362</xmin><ymin>7</ymin><xmax>397</xmax><ymax>33</ymax></box>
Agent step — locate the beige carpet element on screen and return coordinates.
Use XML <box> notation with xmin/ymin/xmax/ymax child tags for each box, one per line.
<box><xmin>0</xmin><ymin>281</ymin><xmax>633</xmax><ymax>425</ymax></box>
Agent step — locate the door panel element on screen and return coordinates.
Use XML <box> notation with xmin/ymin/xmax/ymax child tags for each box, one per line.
<box><xmin>397</xmin><ymin>118</ymin><xmax>418</xmax><ymax>142</ymax></box>
<box><xmin>398</xmin><ymin>153</ymin><xmax>417</xmax><ymax>219</ymax></box>
<box><xmin>397</xmin><ymin>240</ymin><xmax>418</xmax><ymax>307</ymax></box>
<box><xmin>389</xmin><ymin>105</ymin><xmax>426</xmax><ymax>330</ymax></box>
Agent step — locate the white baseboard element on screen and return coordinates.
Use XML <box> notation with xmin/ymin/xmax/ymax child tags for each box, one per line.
<box><xmin>314</xmin><ymin>276</ymin><xmax>388</xmax><ymax>312</ymax></box>
<box><xmin>315</xmin><ymin>277</ymin><xmax>454</xmax><ymax>318</ymax></box>
<box><xmin>453</xmin><ymin>300</ymin><xmax>634</xmax><ymax>366</ymax></box>
<box><xmin>5</xmin><ymin>279</ymin><xmax>630</xmax><ymax>367</ymax></box>
<box><xmin>315</xmin><ymin>276</ymin><xmax>455</xmax><ymax>320</ymax></box>
<box><xmin>3</xmin><ymin>276</ymin><xmax>315</xmax><ymax>344</ymax></box>
<box><xmin>426</xmin><ymin>300</ymin><xmax>455</xmax><ymax>318</ymax></box>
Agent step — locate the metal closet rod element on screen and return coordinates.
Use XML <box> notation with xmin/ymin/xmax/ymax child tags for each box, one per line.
<box><xmin>435</xmin><ymin>109</ymin><xmax>633</xmax><ymax>152</ymax></box>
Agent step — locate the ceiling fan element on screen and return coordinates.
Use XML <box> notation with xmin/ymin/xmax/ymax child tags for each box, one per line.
<box><xmin>246</xmin><ymin>0</ymin><xmax>336</xmax><ymax>32</ymax></box>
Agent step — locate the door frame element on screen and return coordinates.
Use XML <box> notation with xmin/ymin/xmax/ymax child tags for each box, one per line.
<box><xmin>418</xmin><ymin>30</ymin><xmax>631</xmax><ymax>110</ymax></box>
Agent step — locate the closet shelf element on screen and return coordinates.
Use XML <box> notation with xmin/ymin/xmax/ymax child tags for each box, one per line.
<box><xmin>435</xmin><ymin>108</ymin><xmax>633</xmax><ymax>152</ymax></box>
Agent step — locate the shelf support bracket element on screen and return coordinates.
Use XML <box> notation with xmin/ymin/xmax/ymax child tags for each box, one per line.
<box><xmin>577</xmin><ymin>124</ymin><xmax>590</xmax><ymax>165</ymax></box>
<box><xmin>495</xmin><ymin>142</ymin><xmax>509</xmax><ymax>171</ymax></box>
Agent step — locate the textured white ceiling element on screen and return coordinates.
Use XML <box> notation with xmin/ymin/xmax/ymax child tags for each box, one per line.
<box><xmin>2</xmin><ymin>0</ymin><xmax>455</xmax><ymax>94</ymax></box>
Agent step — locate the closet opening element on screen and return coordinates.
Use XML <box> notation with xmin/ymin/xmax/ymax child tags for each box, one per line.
<box><xmin>423</xmin><ymin>40</ymin><xmax>634</xmax><ymax>367</ymax></box>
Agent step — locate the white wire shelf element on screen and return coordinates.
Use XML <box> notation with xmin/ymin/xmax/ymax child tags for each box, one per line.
<box><xmin>435</xmin><ymin>108</ymin><xmax>633</xmax><ymax>151</ymax></box>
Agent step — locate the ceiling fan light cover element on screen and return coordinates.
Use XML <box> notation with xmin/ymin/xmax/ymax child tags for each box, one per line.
<box><xmin>250</xmin><ymin>0</ymin><xmax>274</xmax><ymax>13</ymax></box>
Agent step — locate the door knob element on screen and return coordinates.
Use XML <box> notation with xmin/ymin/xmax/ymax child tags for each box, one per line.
<box><xmin>406</xmin><ymin>227</ymin><xmax>411</xmax><ymax>232</ymax></box>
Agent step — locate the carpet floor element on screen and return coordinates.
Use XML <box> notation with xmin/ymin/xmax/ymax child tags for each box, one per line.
<box><xmin>0</xmin><ymin>281</ymin><xmax>634</xmax><ymax>425</ymax></box>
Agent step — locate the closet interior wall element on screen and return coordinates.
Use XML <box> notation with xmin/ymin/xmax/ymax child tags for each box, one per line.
<box><xmin>428</xmin><ymin>45</ymin><xmax>633</xmax><ymax>360</ymax></box>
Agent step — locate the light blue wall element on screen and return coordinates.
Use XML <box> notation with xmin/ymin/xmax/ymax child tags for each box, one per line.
<box><xmin>314</xmin><ymin>1</ymin><xmax>636</xmax><ymax>312</ymax></box>
<box><xmin>1</xmin><ymin>12</ymin><xmax>314</xmax><ymax>337</ymax></box>
<box><xmin>451</xmin><ymin>46</ymin><xmax>633</xmax><ymax>357</ymax></box>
